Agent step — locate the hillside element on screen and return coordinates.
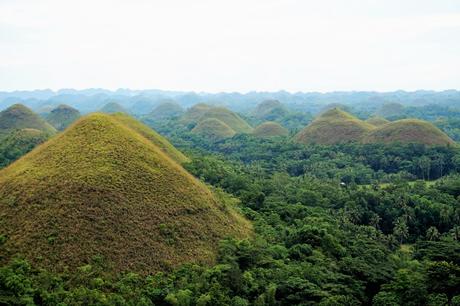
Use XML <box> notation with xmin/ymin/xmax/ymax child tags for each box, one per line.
<box><xmin>0</xmin><ymin>104</ymin><xmax>56</xmax><ymax>135</ymax></box>
<box><xmin>0</xmin><ymin>128</ymin><xmax>49</xmax><ymax>168</ymax></box>
<box><xmin>363</xmin><ymin>119</ymin><xmax>455</xmax><ymax>146</ymax></box>
<box><xmin>180</xmin><ymin>103</ymin><xmax>214</xmax><ymax>125</ymax></box>
<box><xmin>295</xmin><ymin>108</ymin><xmax>374</xmax><ymax>145</ymax></box>
<box><xmin>252</xmin><ymin>121</ymin><xmax>289</xmax><ymax>137</ymax></box>
<box><xmin>366</xmin><ymin>116</ymin><xmax>390</xmax><ymax>126</ymax></box>
<box><xmin>99</xmin><ymin>102</ymin><xmax>127</xmax><ymax>114</ymax></box>
<box><xmin>45</xmin><ymin>104</ymin><xmax>81</xmax><ymax>130</ymax></box>
<box><xmin>191</xmin><ymin>118</ymin><xmax>236</xmax><ymax>140</ymax></box>
<box><xmin>0</xmin><ymin>113</ymin><xmax>251</xmax><ymax>274</ymax></box>
<box><xmin>148</xmin><ymin>101</ymin><xmax>184</xmax><ymax>120</ymax></box>
<box><xmin>111</xmin><ymin>113</ymin><xmax>189</xmax><ymax>163</ymax></box>
<box><xmin>200</xmin><ymin>107</ymin><xmax>253</xmax><ymax>133</ymax></box>
<box><xmin>252</xmin><ymin>100</ymin><xmax>289</xmax><ymax>120</ymax></box>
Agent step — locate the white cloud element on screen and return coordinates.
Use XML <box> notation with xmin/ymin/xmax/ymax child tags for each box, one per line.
<box><xmin>0</xmin><ymin>0</ymin><xmax>459</xmax><ymax>92</ymax></box>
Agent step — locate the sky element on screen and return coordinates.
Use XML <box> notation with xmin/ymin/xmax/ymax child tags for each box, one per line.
<box><xmin>1</xmin><ymin>0</ymin><xmax>460</xmax><ymax>93</ymax></box>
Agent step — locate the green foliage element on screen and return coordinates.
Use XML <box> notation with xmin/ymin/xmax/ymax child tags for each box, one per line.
<box><xmin>0</xmin><ymin>128</ymin><xmax>49</xmax><ymax>168</ymax></box>
<box><xmin>1</xmin><ymin>106</ymin><xmax>460</xmax><ymax>305</ymax></box>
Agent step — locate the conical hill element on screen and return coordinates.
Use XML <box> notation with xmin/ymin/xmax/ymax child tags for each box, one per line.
<box><xmin>253</xmin><ymin>122</ymin><xmax>289</xmax><ymax>137</ymax></box>
<box><xmin>191</xmin><ymin>118</ymin><xmax>236</xmax><ymax>140</ymax></box>
<box><xmin>363</xmin><ymin>119</ymin><xmax>455</xmax><ymax>146</ymax></box>
<box><xmin>45</xmin><ymin>104</ymin><xmax>81</xmax><ymax>130</ymax></box>
<box><xmin>0</xmin><ymin>113</ymin><xmax>251</xmax><ymax>274</ymax></box>
<box><xmin>294</xmin><ymin>108</ymin><xmax>374</xmax><ymax>145</ymax></box>
<box><xmin>0</xmin><ymin>104</ymin><xmax>56</xmax><ymax>135</ymax></box>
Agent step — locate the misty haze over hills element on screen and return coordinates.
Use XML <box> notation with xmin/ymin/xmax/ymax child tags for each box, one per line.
<box><xmin>1</xmin><ymin>88</ymin><xmax>460</xmax><ymax>114</ymax></box>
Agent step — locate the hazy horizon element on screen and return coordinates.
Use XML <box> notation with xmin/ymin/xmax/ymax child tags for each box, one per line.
<box><xmin>2</xmin><ymin>0</ymin><xmax>460</xmax><ymax>92</ymax></box>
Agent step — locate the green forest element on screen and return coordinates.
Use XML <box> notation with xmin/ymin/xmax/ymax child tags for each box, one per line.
<box><xmin>1</xmin><ymin>111</ymin><xmax>460</xmax><ymax>305</ymax></box>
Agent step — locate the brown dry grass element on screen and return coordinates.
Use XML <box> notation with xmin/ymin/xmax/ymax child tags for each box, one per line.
<box><xmin>0</xmin><ymin>113</ymin><xmax>251</xmax><ymax>275</ymax></box>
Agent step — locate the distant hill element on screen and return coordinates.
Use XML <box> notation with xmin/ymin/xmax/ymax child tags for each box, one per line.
<box><xmin>191</xmin><ymin>118</ymin><xmax>236</xmax><ymax>140</ymax></box>
<box><xmin>0</xmin><ymin>113</ymin><xmax>251</xmax><ymax>274</ymax></box>
<box><xmin>0</xmin><ymin>104</ymin><xmax>56</xmax><ymax>135</ymax></box>
<box><xmin>199</xmin><ymin>107</ymin><xmax>253</xmax><ymax>133</ymax></box>
<box><xmin>295</xmin><ymin>108</ymin><xmax>374</xmax><ymax>145</ymax></box>
<box><xmin>252</xmin><ymin>100</ymin><xmax>289</xmax><ymax>121</ymax></box>
<box><xmin>363</xmin><ymin>119</ymin><xmax>455</xmax><ymax>146</ymax></box>
<box><xmin>111</xmin><ymin>113</ymin><xmax>189</xmax><ymax>163</ymax></box>
<box><xmin>376</xmin><ymin>103</ymin><xmax>405</xmax><ymax>118</ymax></box>
<box><xmin>253</xmin><ymin>122</ymin><xmax>289</xmax><ymax>137</ymax></box>
<box><xmin>148</xmin><ymin>101</ymin><xmax>184</xmax><ymax>120</ymax></box>
<box><xmin>99</xmin><ymin>102</ymin><xmax>127</xmax><ymax>114</ymax></box>
<box><xmin>180</xmin><ymin>103</ymin><xmax>214</xmax><ymax>125</ymax></box>
<box><xmin>0</xmin><ymin>128</ymin><xmax>49</xmax><ymax>168</ymax></box>
<box><xmin>45</xmin><ymin>104</ymin><xmax>81</xmax><ymax>130</ymax></box>
<box><xmin>129</xmin><ymin>100</ymin><xmax>156</xmax><ymax>115</ymax></box>
<box><xmin>366</xmin><ymin>116</ymin><xmax>390</xmax><ymax>126</ymax></box>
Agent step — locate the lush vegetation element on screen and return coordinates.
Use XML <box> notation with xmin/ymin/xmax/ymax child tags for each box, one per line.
<box><xmin>1</xmin><ymin>103</ymin><xmax>460</xmax><ymax>305</ymax></box>
<box><xmin>0</xmin><ymin>129</ymin><xmax>49</xmax><ymax>168</ymax></box>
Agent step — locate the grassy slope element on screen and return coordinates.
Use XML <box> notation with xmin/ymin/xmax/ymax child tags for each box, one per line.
<box><xmin>191</xmin><ymin>118</ymin><xmax>236</xmax><ymax>140</ymax></box>
<box><xmin>253</xmin><ymin>121</ymin><xmax>289</xmax><ymax>137</ymax></box>
<box><xmin>111</xmin><ymin>112</ymin><xmax>189</xmax><ymax>163</ymax></box>
<box><xmin>180</xmin><ymin>103</ymin><xmax>214</xmax><ymax>125</ymax></box>
<box><xmin>0</xmin><ymin>113</ymin><xmax>251</xmax><ymax>274</ymax></box>
<box><xmin>45</xmin><ymin>104</ymin><xmax>81</xmax><ymax>131</ymax></box>
<box><xmin>363</xmin><ymin>119</ymin><xmax>456</xmax><ymax>146</ymax></box>
<box><xmin>366</xmin><ymin>116</ymin><xmax>390</xmax><ymax>127</ymax></box>
<box><xmin>0</xmin><ymin>104</ymin><xmax>56</xmax><ymax>135</ymax></box>
<box><xmin>200</xmin><ymin>107</ymin><xmax>253</xmax><ymax>133</ymax></box>
<box><xmin>295</xmin><ymin>108</ymin><xmax>374</xmax><ymax>145</ymax></box>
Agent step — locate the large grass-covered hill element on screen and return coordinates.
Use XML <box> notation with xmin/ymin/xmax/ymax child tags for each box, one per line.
<box><xmin>198</xmin><ymin>107</ymin><xmax>253</xmax><ymax>134</ymax></box>
<box><xmin>0</xmin><ymin>113</ymin><xmax>251</xmax><ymax>274</ymax></box>
<box><xmin>252</xmin><ymin>121</ymin><xmax>289</xmax><ymax>138</ymax></box>
<box><xmin>45</xmin><ymin>104</ymin><xmax>81</xmax><ymax>131</ymax></box>
<box><xmin>295</xmin><ymin>108</ymin><xmax>374</xmax><ymax>145</ymax></box>
<box><xmin>180</xmin><ymin>103</ymin><xmax>214</xmax><ymax>125</ymax></box>
<box><xmin>363</xmin><ymin>119</ymin><xmax>455</xmax><ymax>146</ymax></box>
<box><xmin>0</xmin><ymin>104</ymin><xmax>56</xmax><ymax>136</ymax></box>
<box><xmin>191</xmin><ymin>118</ymin><xmax>236</xmax><ymax>140</ymax></box>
